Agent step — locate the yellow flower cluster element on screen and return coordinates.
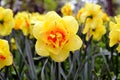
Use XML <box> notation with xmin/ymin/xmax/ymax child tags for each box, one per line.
<box><xmin>77</xmin><ymin>3</ymin><xmax>108</xmax><ymax>41</ymax></box>
<box><xmin>109</xmin><ymin>15</ymin><xmax>120</xmax><ymax>52</ymax></box>
<box><xmin>0</xmin><ymin>39</ymin><xmax>13</xmax><ymax>69</ymax></box>
<box><xmin>14</xmin><ymin>12</ymin><xmax>44</xmax><ymax>38</ymax></box>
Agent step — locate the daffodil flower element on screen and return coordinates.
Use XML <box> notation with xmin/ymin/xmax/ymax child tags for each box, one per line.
<box><xmin>61</xmin><ymin>3</ymin><xmax>72</xmax><ymax>16</ymax></box>
<box><xmin>109</xmin><ymin>15</ymin><xmax>120</xmax><ymax>52</ymax></box>
<box><xmin>14</xmin><ymin>12</ymin><xmax>31</xmax><ymax>36</ymax></box>
<box><xmin>77</xmin><ymin>3</ymin><xmax>106</xmax><ymax>41</ymax></box>
<box><xmin>10</xmin><ymin>38</ymin><xmax>17</xmax><ymax>50</ymax></box>
<box><xmin>0</xmin><ymin>7</ymin><xmax>14</xmax><ymax>36</ymax></box>
<box><xmin>0</xmin><ymin>39</ymin><xmax>13</xmax><ymax>69</ymax></box>
<box><xmin>33</xmin><ymin>11</ymin><xmax>82</xmax><ymax>62</ymax></box>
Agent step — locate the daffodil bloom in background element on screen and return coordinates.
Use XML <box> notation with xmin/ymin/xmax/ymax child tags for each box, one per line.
<box><xmin>0</xmin><ymin>7</ymin><xmax>14</xmax><ymax>36</ymax></box>
<box><xmin>30</xmin><ymin>12</ymin><xmax>44</xmax><ymax>38</ymax></box>
<box><xmin>109</xmin><ymin>15</ymin><xmax>120</xmax><ymax>31</ymax></box>
<box><xmin>109</xmin><ymin>15</ymin><xmax>120</xmax><ymax>52</ymax></box>
<box><xmin>61</xmin><ymin>3</ymin><xmax>72</xmax><ymax>16</ymax></box>
<box><xmin>86</xmin><ymin>22</ymin><xmax>106</xmax><ymax>41</ymax></box>
<box><xmin>77</xmin><ymin>3</ymin><xmax>107</xmax><ymax>41</ymax></box>
<box><xmin>30</xmin><ymin>12</ymin><xmax>44</xmax><ymax>24</ymax></box>
<box><xmin>10</xmin><ymin>38</ymin><xmax>17</xmax><ymax>50</ymax></box>
<box><xmin>14</xmin><ymin>12</ymin><xmax>31</xmax><ymax>36</ymax></box>
<box><xmin>0</xmin><ymin>39</ymin><xmax>13</xmax><ymax>69</ymax></box>
<box><xmin>33</xmin><ymin>11</ymin><xmax>82</xmax><ymax>62</ymax></box>
<box><xmin>101</xmin><ymin>12</ymin><xmax>110</xmax><ymax>22</ymax></box>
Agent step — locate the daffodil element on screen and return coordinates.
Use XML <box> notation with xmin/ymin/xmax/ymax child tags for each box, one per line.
<box><xmin>77</xmin><ymin>3</ymin><xmax>106</xmax><ymax>41</ymax></box>
<box><xmin>61</xmin><ymin>3</ymin><xmax>72</xmax><ymax>16</ymax></box>
<box><xmin>0</xmin><ymin>39</ymin><xmax>13</xmax><ymax>69</ymax></box>
<box><xmin>86</xmin><ymin>24</ymin><xmax>106</xmax><ymax>41</ymax></box>
<box><xmin>10</xmin><ymin>38</ymin><xmax>17</xmax><ymax>50</ymax></box>
<box><xmin>30</xmin><ymin>12</ymin><xmax>44</xmax><ymax>24</ymax></box>
<box><xmin>0</xmin><ymin>7</ymin><xmax>14</xmax><ymax>36</ymax></box>
<box><xmin>33</xmin><ymin>11</ymin><xmax>82</xmax><ymax>62</ymax></box>
<box><xmin>109</xmin><ymin>15</ymin><xmax>120</xmax><ymax>52</ymax></box>
<box><xmin>14</xmin><ymin>12</ymin><xmax>31</xmax><ymax>36</ymax></box>
<box><xmin>30</xmin><ymin>12</ymin><xmax>45</xmax><ymax>38</ymax></box>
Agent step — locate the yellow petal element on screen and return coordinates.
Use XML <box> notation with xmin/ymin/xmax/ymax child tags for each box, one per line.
<box><xmin>0</xmin><ymin>39</ymin><xmax>9</xmax><ymax>50</ymax></box>
<box><xmin>50</xmin><ymin>48</ymin><xmax>69</xmax><ymax>62</ymax></box>
<box><xmin>44</xmin><ymin>11</ymin><xmax>61</xmax><ymax>22</ymax></box>
<box><xmin>65</xmin><ymin>35</ymin><xmax>82</xmax><ymax>51</ymax></box>
<box><xmin>109</xmin><ymin>31</ymin><xmax>118</xmax><ymax>47</ymax></box>
<box><xmin>33</xmin><ymin>22</ymin><xmax>44</xmax><ymax>39</ymax></box>
<box><xmin>115</xmin><ymin>16</ymin><xmax>120</xmax><ymax>23</ymax></box>
<box><xmin>62</xmin><ymin>16</ymin><xmax>78</xmax><ymax>34</ymax></box>
<box><xmin>85</xmin><ymin>3</ymin><xmax>101</xmax><ymax>13</ymax></box>
<box><xmin>92</xmin><ymin>25</ymin><xmax>106</xmax><ymax>41</ymax></box>
<box><xmin>117</xmin><ymin>44</ymin><xmax>120</xmax><ymax>53</ymax></box>
<box><xmin>5</xmin><ymin>54</ymin><xmax>13</xmax><ymax>66</ymax></box>
<box><xmin>109</xmin><ymin>22</ymin><xmax>116</xmax><ymax>31</ymax></box>
<box><xmin>35</xmin><ymin>40</ymin><xmax>49</xmax><ymax>56</ymax></box>
<box><xmin>0</xmin><ymin>62</ymin><xmax>5</xmax><ymax>69</ymax></box>
<box><xmin>0</xmin><ymin>39</ymin><xmax>13</xmax><ymax>69</ymax></box>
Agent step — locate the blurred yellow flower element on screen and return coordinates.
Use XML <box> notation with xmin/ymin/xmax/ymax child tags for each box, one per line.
<box><xmin>0</xmin><ymin>39</ymin><xmax>13</xmax><ymax>69</ymax></box>
<box><xmin>30</xmin><ymin>12</ymin><xmax>44</xmax><ymax>24</ymax></box>
<box><xmin>101</xmin><ymin>12</ymin><xmax>110</xmax><ymax>22</ymax></box>
<box><xmin>61</xmin><ymin>3</ymin><xmax>72</xmax><ymax>16</ymax></box>
<box><xmin>0</xmin><ymin>7</ymin><xmax>14</xmax><ymax>36</ymax></box>
<box><xmin>10</xmin><ymin>38</ymin><xmax>17</xmax><ymax>50</ymax></box>
<box><xmin>77</xmin><ymin>3</ymin><xmax>106</xmax><ymax>41</ymax></box>
<box><xmin>86</xmin><ymin>23</ymin><xmax>106</xmax><ymax>41</ymax></box>
<box><xmin>109</xmin><ymin>15</ymin><xmax>120</xmax><ymax>52</ymax></box>
<box><xmin>33</xmin><ymin>11</ymin><xmax>82</xmax><ymax>62</ymax></box>
<box><xmin>14</xmin><ymin>12</ymin><xmax>31</xmax><ymax>36</ymax></box>
<box><xmin>30</xmin><ymin>12</ymin><xmax>45</xmax><ymax>38</ymax></box>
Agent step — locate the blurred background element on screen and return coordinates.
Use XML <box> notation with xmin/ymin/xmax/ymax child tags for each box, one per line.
<box><xmin>0</xmin><ymin>0</ymin><xmax>119</xmax><ymax>16</ymax></box>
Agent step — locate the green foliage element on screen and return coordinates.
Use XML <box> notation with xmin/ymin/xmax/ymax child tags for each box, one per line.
<box><xmin>44</xmin><ymin>0</ymin><xmax>57</xmax><ymax>11</ymax></box>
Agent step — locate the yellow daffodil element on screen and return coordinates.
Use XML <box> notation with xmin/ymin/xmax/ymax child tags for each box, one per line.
<box><xmin>10</xmin><ymin>38</ymin><xmax>17</xmax><ymax>50</ymax></box>
<box><xmin>33</xmin><ymin>11</ymin><xmax>82</xmax><ymax>62</ymax></box>
<box><xmin>86</xmin><ymin>24</ymin><xmax>106</xmax><ymax>41</ymax></box>
<box><xmin>14</xmin><ymin>12</ymin><xmax>31</xmax><ymax>36</ymax></box>
<box><xmin>109</xmin><ymin>15</ymin><xmax>120</xmax><ymax>52</ymax></box>
<box><xmin>0</xmin><ymin>39</ymin><xmax>13</xmax><ymax>69</ymax></box>
<box><xmin>30</xmin><ymin>12</ymin><xmax>44</xmax><ymax>24</ymax></box>
<box><xmin>77</xmin><ymin>3</ymin><xmax>101</xmax><ymax>23</ymax></box>
<box><xmin>61</xmin><ymin>3</ymin><xmax>72</xmax><ymax>16</ymax></box>
<box><xmin>0</xmin><ymin>7</ymin><xmax>14</xmax><ymax>36</ymax></box>
<box><xmin>101</xmin><ymin>12</ymin><xmax>110</xmax><ymax>22</ymax></box>
<box><xmin>30</xmin><ymin>12</ymin><xmax>45</xmax><ymax>38</ymax></box>
<box><xmin>77</xmin><ymin>3</ymin><xmax>106</xmax><ymax>41</ymax></box>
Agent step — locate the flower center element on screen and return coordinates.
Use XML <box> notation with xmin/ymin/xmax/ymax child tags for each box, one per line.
<box><xmin>47</xmin><ymin>28</ymin><xmax>66</xmax><ymax>48</ymax></box>
<box><xmin>0</xmin><ymin>55</ymin><xmax>6</xmax><ymax>60</ymax></box>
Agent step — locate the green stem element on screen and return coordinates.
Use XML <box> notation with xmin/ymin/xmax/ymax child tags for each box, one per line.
<box><xmin>12</xmin><ymin>63</ymin><xmax>21</xmax><ymax>80</ymax></box>
<box><xmin>116</xmin><ymin>53</ymin><xmax>118</xmax><ymax>79</ymax></box>
<box><xmin>0</xmin><ymin>73</ymin><xmax>5</xmax><ymax>80</ymax></box>
<box><xmin>56</xmin><ymin>62</ymin><xmax>61</xmax><ymax>80</ymax></box>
